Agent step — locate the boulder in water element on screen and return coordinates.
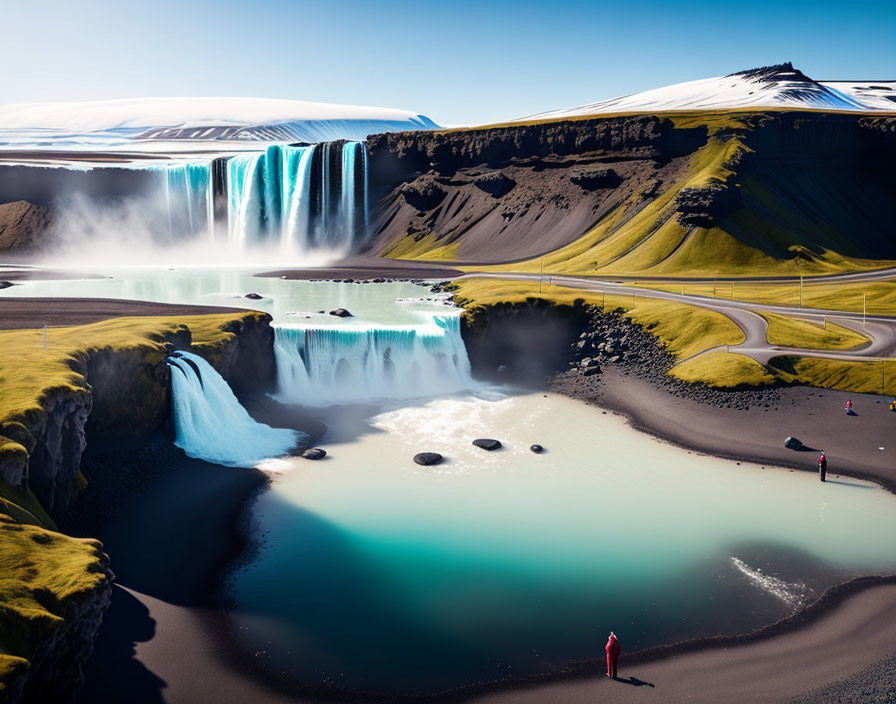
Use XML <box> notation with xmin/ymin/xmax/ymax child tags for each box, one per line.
<box><xmin>302</xmin><ymin>447</ymin><xmax>327</xmax><ymax>460</ymax></box>
<box><xmin>244</xmin><ymin>292</ymin><xmax>264</xmax><ymax>300</ymax></box>
<box><xmin>473</xmin><ymin>438</ymin><xmax>502</xmax><ymax>451</ymax></box>
<box><xmin>329</xmin><ymin>308</ymin><xmax>353</xmax><ymax>318</ymax></box>
<box><xmin>414</xmin><ymin>452</ymin><xmax>443</xmax><ymax>466</ymax></box>
<box><xmin>0</xmin><ymin>281</ymin><xmax>14</xmax><ymax>289</ymax></box>
<box><xmin>530</xmin><ymin>444</ymin><xmax>544</xmax><ymax>454</ymax></box>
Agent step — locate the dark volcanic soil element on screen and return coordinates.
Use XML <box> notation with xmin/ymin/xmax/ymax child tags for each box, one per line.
<box><xmin>546</xmin><ymin>307</ymin><xmax>896</xmax><ymax>493</ymax></box>
<box><xmin>0</xmin><ymin>297</ymin><xmax>248</xmax><ymax>329</ymax></box>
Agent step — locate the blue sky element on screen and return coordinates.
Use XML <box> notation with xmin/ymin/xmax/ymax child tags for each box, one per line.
<box><xmin>4</xmin><ymin>0</ymin><xmax>894</xmax><ymax>125</ymax></box>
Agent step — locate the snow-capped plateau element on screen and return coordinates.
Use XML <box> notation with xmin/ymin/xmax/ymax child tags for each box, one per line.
<box><xmin>0</xmin><ymin>97</ymin><xmax>439</xmax><ymax>163</ymax></box>
<box><xmin>521</xmin><ymin>63</ymin><xmax>895</xmax><ymax>121</ymax></box>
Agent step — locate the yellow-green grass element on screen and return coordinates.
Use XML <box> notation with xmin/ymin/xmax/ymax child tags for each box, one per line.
<box><xmin>768</xmin><ymin>356</ymin><xmax>896</xmax><ymax>397</ymax></box>
<box><xmin>632</xmin><ymin>279</ymin><xmax>896</xmax><ymax>316</ymax></box>
<box><xmin>0</xmin><ymin>310</ymin><xmax>263</xmax><ymax>693</ymax></box>
<box><xmin>382</xmin><ymin>233</ymin><xmax>460</xmax><ymax>261</ymax></box>
<box><xmin>0</xmin><ymin>312</ymin><xmax>262</xmax><ymax>433</ymax></box>
<box><xmin>761</xmin><ymin>312</ymin><xmax>870</xmax><ymax>351</ymax></box>
<box><xmin>671</xmin><ymin>351</ymin><xmax>777</xmax><ymax>388</ymax></box>
<box><xmin>454</xmin><ymin>278</ymin><xmax>744</xmax><ymax>363</ymax></box>
<box><xmin>0</xmin><ymin>516</ymin><xmax>109</xmax><ymax>691</ymax></box>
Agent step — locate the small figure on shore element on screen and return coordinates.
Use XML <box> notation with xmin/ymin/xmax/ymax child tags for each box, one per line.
<box><xmin>818</xmin><ymin>452</ymin><xmax>827</xmax><ymax>482</ymax></box>
<box><xmin>889</xmin><ymin>399</ymin><xmax>896</xmax><ymax>412</ymax></box>
<box><xmin>845</xmin><ymin>399</ymin><xmax>854</xmax><ymax>415</ymax></box>
<box><xmin>606</xmin><ymin>631</ymin><xmax>620</xmax><ymax>679</ymax></box>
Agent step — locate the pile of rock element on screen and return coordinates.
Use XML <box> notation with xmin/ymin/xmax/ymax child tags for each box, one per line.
<box><xmin>559</xmin><ymin>306</ymin><xmax>784</xmax><ymax>411</ymax></box>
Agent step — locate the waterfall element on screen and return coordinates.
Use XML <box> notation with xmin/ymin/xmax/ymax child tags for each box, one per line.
<box><xmin>226</xmin><ymin>152</ymin><xmax>265</xmax><ymax>246</ymax></box>
<box><xmin>167</xmin><ymin>350</ymin><xmax>303</xmax><ymax>467</ymax></box>
<box><xmin>148</xmin><ymin>161</ymin><xmax>214</xmax><ymax>240</ymax></box>
<box><xmin>274</xmin><ymin>314</ymin><xmax>473</xmax><ymax>405</ymax></box>
<box><xmin>224</xmin><ymin>141</ymin><xmax>368</xmax><ymax>253</ymax></box>
<box><xmin>282</xmin><ymin>145</ymin><xmax>315</xmax><ymax>249</ymax></box>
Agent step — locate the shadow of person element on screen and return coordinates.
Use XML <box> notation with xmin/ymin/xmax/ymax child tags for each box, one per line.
<box><xmin>74</xmin><ymin>585</ymin><xmax>166</xmax><ymax>704</ymax></box>
<box><xmin>826</xmin><ymin>479</ymin><xmax>875</xmax><ymax>490</ymax></box>
<box><xmin>617</xmin><ymin>675</ymin><xmax>655</xmax><ymax>687</ymax></box>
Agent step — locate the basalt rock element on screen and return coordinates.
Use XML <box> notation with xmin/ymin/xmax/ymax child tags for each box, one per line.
<box><xmin>530</xmin><ymin>444</ymin><xmax>545</xmax><ymax>454</ymax></box>
<box><xmin>414</xmin><ymin>452</ymin><xmax>443</xmax><ymax>466</ymax></box>
<box><xmin>244</xmin><ymin>292</ymin><xmax>264</xmax><ymax>300</ymax></box>
<box><xmin>329</xmin><ymin>308</ymin><xmax>353</xmax><ymax>318</ymax></box>
<box><xmin>302</xmin><ymin>447</ymin><xmax>327</xmax><ymax>460</ymax></box>
<box><xmin>472</xmin><ymin>438</ymin><xmax>502</xmax><ymax>451</ymax></box>
<box><xmin>570</xmin><ymin>168</ymin><xmax>622</xmax><ymax>191</ymax></box>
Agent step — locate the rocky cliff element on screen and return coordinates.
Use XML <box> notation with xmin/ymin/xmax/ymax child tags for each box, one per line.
<box><xmin>365</xmin><ymin>110</ymin><xmax>896</xmax><ymax>272</ymax></box>
<box><xmin>0</xmin><ymin>310</ymin><xmax>276</xmax><ymax>704</ymax></box>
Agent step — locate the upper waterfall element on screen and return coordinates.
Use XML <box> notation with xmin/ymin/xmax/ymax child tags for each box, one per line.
<box><xmin>274</xmin><ymin>314</ymin><xmax>473</xmax><ymax>405</ymax></box>
<box><xmin>225</xmin><ymin>141</ymin><xmax>369</xmax><ymax>253</ymax></box>
<box><xmin>168</xmin><ymin>350</ymin><xmax>303</xmax><ymax>466</ymax></box>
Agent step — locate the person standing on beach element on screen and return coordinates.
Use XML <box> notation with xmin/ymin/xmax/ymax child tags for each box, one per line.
<box><xmin>606</xmin><ymin>632</ymin><xmax>621</xmax><ymax>679</ymax></box>
<box><xmin>818</xmin><ymin>452</ymin><xmax>827</xmax><ymax>482</ymax></box>
<box><xmin>845</xmin><ymin>399</ymin><xmax>853</xmax><ymax>415</ymax></box>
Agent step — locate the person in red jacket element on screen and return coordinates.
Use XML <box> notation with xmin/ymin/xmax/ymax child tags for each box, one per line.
<box><xmin>606</xmin><ymin>631</ymin><xmax>621</xmax><ymax>679</ymax></box>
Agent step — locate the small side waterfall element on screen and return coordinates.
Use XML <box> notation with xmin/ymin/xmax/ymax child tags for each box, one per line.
<box><xmin>274</xmin><ymin>314</ymin><xmax>473</xmax><ymax>405</ymax></box>
<box><xmin>224</xmin><ymin>140</ymin><xmax>369</xmax><ymax>252</ymax></box>
<box><xmin>168</xmin><ymin>350</ymin><xmax>303</xmax><ymax>466</ymax></box>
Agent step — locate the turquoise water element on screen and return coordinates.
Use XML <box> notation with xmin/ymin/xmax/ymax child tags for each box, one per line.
<box><xmin>233</xmin><ymin>391</ymin><xmax>896</xmax><ymax>695</ymax></box>
<box><xmin>8</xmin><ymin>269</ymin><xmax>896</xmax><ymax>695</ymax></box>
<box><xmin>0</xmin><ymin>268</ymin><xmax>454</xmax><ymax>326</ymax></box>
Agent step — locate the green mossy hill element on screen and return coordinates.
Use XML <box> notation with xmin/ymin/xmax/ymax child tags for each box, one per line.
<box><xmin>0</xmin><ymin>310</ymin><xmax>268</xmax><ymax>699</ymax></box>
<box><xmin>379</xmin><ymin>109</ymin><xmax>896</xmax><ymax>277</ymax></box>
<box><xmin>0</xmin><ymin>515</ymin><xmax>111</xmax><ymax>698</ymax></box>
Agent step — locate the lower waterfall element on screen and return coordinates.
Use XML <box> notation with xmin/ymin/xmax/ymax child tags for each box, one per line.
<box><xmin>168</xmin><ymin>350</ymin><xmax>303</xmax><ymax>466</ymax></box>
<box><xmin>274</xmin><ymin>314</ymin><xmax>473</xmax><ymax>405</ymax></box>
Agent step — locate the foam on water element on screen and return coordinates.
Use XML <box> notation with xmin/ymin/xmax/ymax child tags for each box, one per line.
<box><xmin>274</xmin><ymin>313</ymin><xmax>473</xmax><ymax>404</ymax></box>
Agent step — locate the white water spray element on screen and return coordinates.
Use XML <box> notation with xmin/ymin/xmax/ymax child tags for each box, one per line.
<box><xmin>274</xmin><ymin>314</ymin><xmax>473</xmax><ymax>405</ymax></box>
<box><xmin>730</xmin><ymin>557</ymin><xmax>808</xmax><ymax>608</ymax></box>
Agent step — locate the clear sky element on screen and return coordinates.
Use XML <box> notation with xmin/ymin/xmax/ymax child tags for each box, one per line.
<box><xmin>4</xmin><ymin>0</ymin><xmax>894</xmax><ymax>125</ymax></box>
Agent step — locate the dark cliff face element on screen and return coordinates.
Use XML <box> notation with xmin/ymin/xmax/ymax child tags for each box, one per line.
<box><xmin>461</xmin><ymin>300</ymin><xmax>590</xmax><ymax>385</ymax></box>
<box><xmin>2</xmin><ymin>314</ymin><xmax>277</xmax><ymax>520</ymax></box>
<box><xmin>364</xmin><ymin>111</ymin><xmax>896</xmax><ymax>266</ymax></box>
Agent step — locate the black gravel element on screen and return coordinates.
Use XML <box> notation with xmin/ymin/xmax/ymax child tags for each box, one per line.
<box><xmin>553</xmin><ymin>306</ymin><xmax>784</xmax><ymax>411</ymax></box>
<box><xmin>783</xmin><ymin>654</ymin><xmax>896</xmax><ymax>704</ymax></box>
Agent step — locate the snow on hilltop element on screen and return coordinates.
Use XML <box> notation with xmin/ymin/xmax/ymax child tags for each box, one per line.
<box><xmin>521</xmin><ymin>63</ymin><xmax>896</xmax><ymax>121</ymax></box>
<box><xmin>0</xmin><ymin>97</ymin><xmax>439</xmax><ymax>157</ymax></box>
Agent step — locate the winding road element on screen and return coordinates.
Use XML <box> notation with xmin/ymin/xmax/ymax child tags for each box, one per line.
<box><xmin>459</xmin><ymin>272</ymin><xmax>896</xmax><ymax>367</ymax></box>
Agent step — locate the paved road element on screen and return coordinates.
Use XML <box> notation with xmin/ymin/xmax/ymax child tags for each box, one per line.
<box><xmin>460</xmin><ymin>272</ymin><xmax>896</xmax><ymax>366</ymax></box>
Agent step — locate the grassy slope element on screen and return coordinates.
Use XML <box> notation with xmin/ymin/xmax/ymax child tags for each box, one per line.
<box><xmin>397</xmin><ymin>109</ymin><xmax>895</xmax><ymax>277</ymax></box>
<box><xmin>633</xmin><ymin>279</ymin><xmax>896</xmax><ymax>316</ymax></box>
<box><xmin>453</xmin><ymin>278</ymin><xmax>896</xmax><ymax>393</ymax></box>
<box><xmin>761</xmin><ymin>313</ymin><xmax>870</xmax><ymax>350</ymax></box>
<box><xmin>0</xmin><ymin>310</ymin><xmax>264</xmax><ymax>693</ymax></box>
<box><xmin>455</xmin><ymin>277</ymin><xmax>746</xmax><ymax>371</ymax></box>
<box><xmin>768</xmin><ymin>356</ymin><xmax>896</xmax><ymax>397</ymax></box>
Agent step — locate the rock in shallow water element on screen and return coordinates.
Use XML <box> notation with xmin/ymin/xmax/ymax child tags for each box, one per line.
<box><xmin>329</xmin><ymin>308</ymin><xmax>353</xmax><ymax>318</ymax></box>
<box><xmin>472</xmin><ymin>438</ymin><xmax>502</xmax><ymax>451</ymax></box>
<box><xmin>244</xmin><ymin>292</ymin><xmax>264</xmax><ymax>300</ymax></box>
<box><xmin>302</xmin><ymin>448</ymin><xmax>327</xmax><ymax>460</ymax></box>
<box><xmin>530</xmin><ymin>444</ymin><xmax>544</xmax><ymax>454</ymax></box>
<box><xmin>414</xmin><ymin>452</ymin><xmax>443</xmax><ymax>466</ymax></box>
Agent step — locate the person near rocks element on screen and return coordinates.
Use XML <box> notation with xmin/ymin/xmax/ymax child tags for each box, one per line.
<box><xmin>606</xmin><ymin>631</ymin><xmax>621</xmax><ymax>679</ymax></box>
<box><xmin>818</xmin><ymin>452</ymin><xmax>827</xmax><ymax>482</ymax></box>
